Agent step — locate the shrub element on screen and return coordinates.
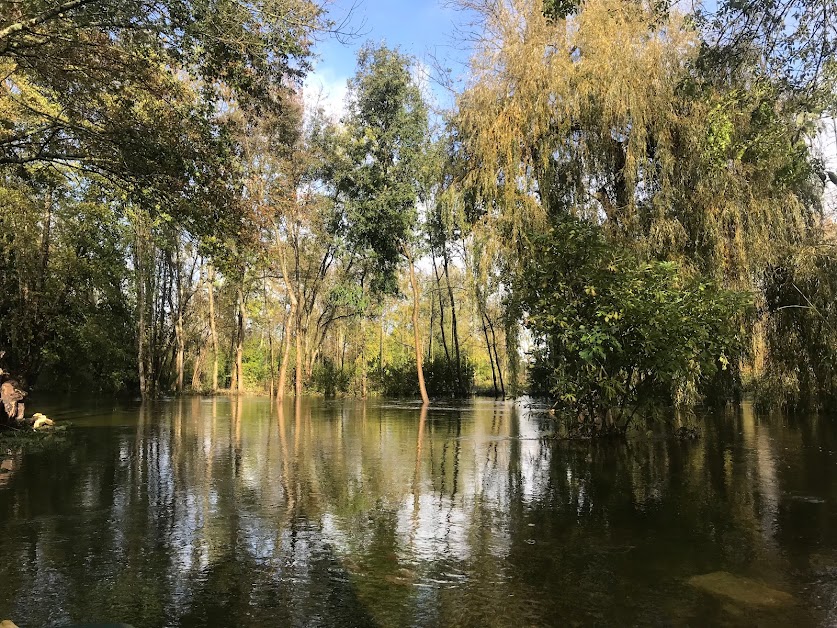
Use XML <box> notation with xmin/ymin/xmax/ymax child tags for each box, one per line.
<box><xmin>518</xmin><ymin>215</ymin><xmax>752</xmax><ymax>430</ymax></box>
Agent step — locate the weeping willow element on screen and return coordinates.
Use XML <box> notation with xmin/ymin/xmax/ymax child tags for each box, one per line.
<box><xmin>454</xmin><ymin>0</ymin><xmax>832</xmax><ymax>407</ymax></box>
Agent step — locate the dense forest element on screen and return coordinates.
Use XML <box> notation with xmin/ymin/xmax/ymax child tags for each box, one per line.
<box><xmin>1</xmin><ymin>0</ymin><xmax>835</xmax><ymax>429</ymax></box>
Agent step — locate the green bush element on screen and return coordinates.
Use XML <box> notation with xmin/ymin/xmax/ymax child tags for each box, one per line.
<box><xmin>310</xmin><ymin>358</ymin><xmax>354</xmax><ymax>397</ymax></box>
<box><xmin>518</xmin><ymin>215</ymin><xmax>752</xmax><ymax>430</ymax></box>
<box><xmin>381</xmin><ymin>356</ymin><xmax>475</xmax><ymax>398</ymax></box>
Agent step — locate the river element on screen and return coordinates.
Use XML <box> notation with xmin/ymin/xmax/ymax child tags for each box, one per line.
<box><xmin>0</xmin><ymin>397</ymin><xmax>835</xmax><ymax>626</ymax></box>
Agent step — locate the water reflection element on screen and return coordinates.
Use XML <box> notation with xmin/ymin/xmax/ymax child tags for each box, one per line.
<box><xmin>0</xmin><ymin>399</ymin><xmax>835</xmax><ymax>626</ymax></box>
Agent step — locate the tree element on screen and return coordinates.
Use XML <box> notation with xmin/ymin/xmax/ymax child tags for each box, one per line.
<box><xmin>335</xmin><ymin>44</ymin><xmax>431</xmax><ymax>403</ymax></box>
<box><xmin>453</xmin><ymin>0</ymin><xmax>831</xmax><ymax>408</ymax></box>
<box><xmin>0</xmin><ymin>0</ymin><xmax>326</xmax><ymax>395</ymax></box>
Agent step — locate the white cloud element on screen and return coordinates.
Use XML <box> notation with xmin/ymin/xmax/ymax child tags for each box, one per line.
<box><xmin>410</xmin><ymin>59</ymin><xmax>434</xmax><ymax>106</ymax></box>
<box><xmin>303</xmin><ymin>67</ymin><xmax>349</xmax><ymax>122</ymax></box>
<box><xmin>814</xmin><ymin>116</ymin><xmax>837</xmax><ymax>218</ymax></box>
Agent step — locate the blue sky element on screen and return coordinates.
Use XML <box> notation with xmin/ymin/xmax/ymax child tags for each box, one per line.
<box><xmin>304</xmin><ymin>0</ymin><xmax>473</xmax><ymax>118</ymax></box>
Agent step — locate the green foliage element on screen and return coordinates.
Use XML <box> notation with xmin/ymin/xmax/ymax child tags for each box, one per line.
<box><xmin>756</xmin><ymin>240</ymin><xmax>837</xmax><ymax>411</ymax></box>
<box><xmin>697</xmin><ymin>0</ymin><xmax>837</xmax><ymax>100</ymax></box>
<box><xmin>336</xmin><ymin>44</ymin><xmax>429</xmax><ymax>294</ymax></box>
<box><xmin>310</xmin><ymin>359</ymin><xmax>354</xmax><ymax>397</ymax></box>
<box><xmin>240</xmin><ymin>340</ymin><xmax>273</xmax><ymax>392</ymax></box>
<box><xmin>543</xmin><ymin>0</ymin><xmax>579</xmax><ymax>19</ymax></box>
<box><xmin>382</xmin><ymin>357</ymin><xmax>475</xmax><ymax>398</ymax></box>
<box><xmin>519</xmin><ymin>216</ymin><xmax>752</xmax><ymax>427</ymax></box>
<box><xmin>0</xmin><ymin>181</ymin><xmax>136</xmax><ymax>390</ymax></box>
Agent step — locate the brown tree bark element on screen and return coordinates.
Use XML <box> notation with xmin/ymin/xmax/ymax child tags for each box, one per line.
<box><xmin>191</xmin><ymin>342</ymin><xmax>206</xmax><ymax>391</ymax></box>
<box><xmin>235</xmin><ymin>282</ymin><xmax>245</xmax><ymax>394</ymax></box>
<box><xmin>407</xmin><ymin>251</ymin><xmax>430</xmax><ymax>405</ymax></box>
<box><xmin>481</xmin><ymin>312</ymin><xmax>499</xmax><ymax>397</ymax></box>
<box><xmin>486</xmin><ymin>313</ymin><xmax>505</xmax><ymax>398</ymax></box>
<box><xmin>277</xmin><ymin>302</ymin><xmax>295</xmax><ymax>400</ymax></box>
<box><xmin>442</xmin><ymin>249</ymin><xmax>464</xmax><ymax>395</ymax></box>
<box><xmin>207</xmin><ymin>265</ymin><xmax>219</xmax><ymax>393</ymax></box>
<box><xmin>174</xmin><ymin>243</ymin><xmax>185</xmax><ymax>394</ymax></box>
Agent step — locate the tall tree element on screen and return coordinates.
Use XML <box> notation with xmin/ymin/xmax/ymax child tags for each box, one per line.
<box><xmin>335</xmin><ymin>44</ymin><xmax>431</xmax><ymax>403</ymax></box>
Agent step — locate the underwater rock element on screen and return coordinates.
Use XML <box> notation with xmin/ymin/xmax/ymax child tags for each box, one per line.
<box><xmin>688</xmin><ymin>571</ymin><xmax>794</xmax><ymax>606</ymax></box>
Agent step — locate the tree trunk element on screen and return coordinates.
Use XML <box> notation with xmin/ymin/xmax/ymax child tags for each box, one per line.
<box><xmin>442</xmin><ymin>249</ymin><xmax>464</xmax><ymax>395</ymax></box>
<box><xmin>235</xmin><ymin>282</ymin><xmax>245</xmax><ymax>394</ymax></box>
<box><xmin>431</xmin><ymin>254</ymin><xmax>452</xmax><ymax>367</ymax></box>
<box><xmin>134</xmin><ymin>228</ymin><xmax>148</xmax><ymax>399</ymax></box>
<box><xmin>277</xmin><ymin>303</ymin><xmax>295</xmax><ymax>400</ymax></box>
<box><xmin>268</xmin><ymin>325</ymin><xmax>275</xmax><ymax>398</ymax></box>
<box><xmin>175</xmin><ymin>243</ymin><xmax>185</xmax><ymax>394</ymax></box>
<box><xmin>278</xmin><ymin>244</ymin><xmax>302</xmax><ymax>398</ymax></box>
<box><xmin>191</xmin><ymin>342</ymin><xmax>206</xmax><ymax>391</ymax></box>
<box><xmin>486</xmin><ymin>313</ymin><xmax>505</xmax><ymax>398</ymax></box>
<box><xmin>40</xmin><ymin>188</ymin><xmax>52</xmax><ymax>295</ymax></box>
<box><xmin>408</xmin><ymin>252</ymin><xmax>430</xmax><ymax>405</ymax></box>
<box><xmin>265</xmin><ymin>274</ymin><xmax>275</xmax><ymax>398</ymax></box>
<box><xmin>360</xmin><ymin>317</ymin><xmax>367</xmax><ymax>399</ymax></box>
<box><xmin>295</xmin><ymin>308</ymin><xmax>303</xmax><ymax>397</ymax></box>
<box><xmin>207</xmin><ymin>265</ymin><xmax>219</xmax><ymax>393</ymax></box>
<box><xmin>482</xmin><ymin>312</ymin><xmax>498</xmax><ymax>397</ymax></box>
<box><xmin>379</xmin><ymin>314</ymin><xmax>385</xmax><ymax>379</ymax></box>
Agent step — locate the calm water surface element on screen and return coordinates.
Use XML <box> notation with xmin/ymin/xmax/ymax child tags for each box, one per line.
<box><xmin>1</xmin><ymin>397</ymin><xmax>836</xmax><ymax>627</ymax></box>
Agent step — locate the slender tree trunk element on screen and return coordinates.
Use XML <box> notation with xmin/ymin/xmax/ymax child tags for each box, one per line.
<box><xmin>235</xmin><ymin>282</ymin><xmax>245</xmax><ymax>394</ymax></box>
<box><xmin>486</xmin><ymin>314</ymin><xmax>505</xmax><ymax>398</ymax></box>
<box><xmin>265</xmin><ymin>275</ymin><xmax>275</xmax><ymax>397</ymax></box>
<box><xmin>360</xmin><ymin>317</ymin><xmax>367</xmax><ymax>398</ymax></box>
<box><xmin>39</xmin><ymin>188</ymin><xmax>52</xmax><ymax>295</ymax></box>
<box><xmin>191</xmin><ymin>342</ymin><xmax>205</xmax><ymax>391</ymax></box>
<box><xmin>268</xmin><ymin>327</ymin><xmax>275</xmax><ymax>398</ymax></box>
<box><xmin>482</xmin><ymin>312</ymin><xmax>498</xmax><ymax>397</ymax></box>
<box><xmin>278</xmin><ymin>244</ymin><xmax>302</xmax><ymax>398</ymax></box>
<box><xmin>407</xmin><ymin>252</ymin><xmax>430</xmax><ymax>405</ymax></box>
<box><xmin>304</xmin><ymin>310</ymin><xmax>315</xmax><ymax>380</ymax></box>
<box><xmin>135</xmin><ymin>245</ymin><xmax>147</xmax><ymax>399</ymax></box>
<box><xmin>442</xmin><ymin>249</ymin><xmax>464</xmax><ymax>395</ymax></box>
<box><xmin>295</xmin><ymin>308</ymin><xmax>303</xmax><ymax>397</ymax></box>
<box><xmin>379</xmin><ymin>314</ymin><xmax>384</xmax><ymax>379</ymax></box>
<box><xmin>207</xmin><ymin>265</ymin><xmax>219</xmax><ymax>393</ymax></box>
<box><xmin>428</xmin><ymin>292</ymin><xmax>434</xmax><ymax>360</ymax></box>
<box><xmin>277</xmin><ymin>303</ymin><xmax>295</xmax><ymax>400</ymax></box>
<box><xmin>431</xmin><ymin>254</ymin><xmax>452</xmax><ymax>366</ymax></box>
<box><xmin>175</xmin><ymin>242</ymin><xmax>185</xmax><ymax>394</ymax></box>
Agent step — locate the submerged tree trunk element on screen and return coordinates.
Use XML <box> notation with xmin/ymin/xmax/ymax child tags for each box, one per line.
<box><xmin>431</xmin><ymin>253</ymin><xmax>452</xmax><ymax>368</ymax></box>
<box><xmin>442</xmin><ymin>249</ymin><xmax>464</xmax><ymax>396</ymax></box>
<box><xmin>295</xmin><ymin>309</ymin><xmax>303</xmax><ymax>397</ymax></box>
<box><xmin>174</xmin><ymin>242</ymin><xmax>185</xmax><ymax>394</ymax></box>
<box><xmin>134</xmin><ymin>222</ymin><xmax>149</xmax><ymax>399</ymax></box>
<box><xmin>207</xmin><ymin>265</ymin><xmax>219</xmax><ymax>393</ymax></box>
<box><xmin>191</xmin><ymin>342</ymin><xmax>206</xmax><ymax>391</ymax></box>
<box><xmin>486</xmin><ymin>313</ymin><xmax>505</xmax><ymax>398</ymax></box>
<box><xmin>407</xmin><ymin>251</ymin><xmax>430</xmax><ymax>405</ymax></box>
<box><xmin>235</xmin><ymin>282</ymin><xmax>245</xmax><ymax>394</ymax></box>
<box><xmin>482</xmin><ymin>312</ymin><xmax>498</xmax><ymax>397</ymax></box>
<box><xmin>277</xmin><ymin>303</ymin><xmax>295</xmax><ymax>400</ymax></box>
<box><xmin>360</xmin><ymin>317</ymin><xmax>367</xmax><ymax>398</ymax></box>
<box><xmin>278</xmin><ymin>244</ymin><xmax>302</xmax><ymax>398</ymax></box>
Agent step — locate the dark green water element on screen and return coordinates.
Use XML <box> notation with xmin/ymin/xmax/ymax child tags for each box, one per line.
<box><xmin>1</xmin><ymin>398</ymin><xmax>836</xmax><ymax>627</ymax></box>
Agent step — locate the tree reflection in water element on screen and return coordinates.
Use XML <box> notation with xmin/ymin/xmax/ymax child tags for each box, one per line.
<box><xmin>0</xmin><ymin>398</ymin><xmax>835</xmax><ymax>626</ymax></box>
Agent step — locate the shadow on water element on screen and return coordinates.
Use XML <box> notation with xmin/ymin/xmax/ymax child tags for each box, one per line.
<box><xmin>1</xmin><ymin>397</ymin><xmax>836</xmax><ymax>626</ymax></box>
